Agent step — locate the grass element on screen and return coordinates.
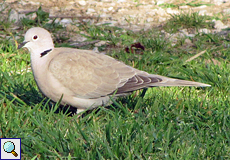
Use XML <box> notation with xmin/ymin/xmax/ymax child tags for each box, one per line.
<box><xmin>0</xmin><ymin>6</ymin><xmax>230</xmax><ymax>159</ymax></box>
<box><xmin>158</xmin><ymin>1</ymin><xmax>214</xmax><ymax>9</ymax></box>
<box><xmin>164</xmin><ymin>11</ymin><xmax>214</xmax><ymax>33</ymax></box>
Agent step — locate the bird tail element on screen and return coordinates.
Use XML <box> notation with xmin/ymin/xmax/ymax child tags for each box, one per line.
<box><xmin>148</xmin><ymin>74</ymin><xmax>211</xmax><ymax>87</ymax></box>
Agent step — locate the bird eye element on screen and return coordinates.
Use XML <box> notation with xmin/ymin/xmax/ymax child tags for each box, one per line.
<box><xmin>32</xmin><ymin>35</ymin><xmax>38</xmax><ymax>41</ymax></box>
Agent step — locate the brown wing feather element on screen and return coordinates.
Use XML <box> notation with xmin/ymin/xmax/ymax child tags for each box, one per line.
<box><xmin>113</xmin><ymin>75</ymin><xmax>162</xmax><ymax>94</ymax></box>
<box><xmin>48</xmin><ymin>48</ymin><xmax>136</xmax><ymax>98</ymax></box>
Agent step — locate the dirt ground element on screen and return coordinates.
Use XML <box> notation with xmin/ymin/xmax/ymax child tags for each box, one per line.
<box><xmin>2</xmin><ymin>0</ymin><xmax>230</xmax><ymax>31</ymax></box>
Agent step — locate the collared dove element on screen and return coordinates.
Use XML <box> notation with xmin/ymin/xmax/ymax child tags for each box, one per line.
<box><xmin>18</xmin><ymin>27</ymin><xmax>210</xmax><ymax>113</ymax></box>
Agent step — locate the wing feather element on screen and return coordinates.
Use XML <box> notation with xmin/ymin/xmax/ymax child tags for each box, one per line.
<box><xmin>48</xmin><ymin>48</ymin><xmax>137</xmax><ymax>98</ymax></box>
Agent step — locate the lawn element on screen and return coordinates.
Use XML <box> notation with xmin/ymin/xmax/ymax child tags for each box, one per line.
<box><xmin>0</xmin><ymin>7</ymin><xmax>229</xmax><ymax>159</ymax></box>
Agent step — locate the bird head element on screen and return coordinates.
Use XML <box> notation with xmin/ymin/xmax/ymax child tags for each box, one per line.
<box><xmin>18</xmin><ymin>27</ymin><xmax>54</xmax><ymax>57</ymax></box>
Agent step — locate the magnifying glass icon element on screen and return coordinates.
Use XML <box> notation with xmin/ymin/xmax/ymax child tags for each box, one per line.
<box><xmin>3</xmin><ymin>141</ymin><xmax>18</xmax><ymax>157</ymax></box>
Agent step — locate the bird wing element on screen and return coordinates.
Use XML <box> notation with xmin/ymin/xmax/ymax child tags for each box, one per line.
<box><xmin>48</xmin><ymin>48</ymin><xmax>162</xmax><ymax>98</ymax></box>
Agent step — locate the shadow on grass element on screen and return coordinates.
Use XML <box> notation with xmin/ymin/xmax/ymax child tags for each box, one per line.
<box><xmin>0</xmin><ymin>75</ymin><xmax>79</xmax><ymax>116</ymax></box>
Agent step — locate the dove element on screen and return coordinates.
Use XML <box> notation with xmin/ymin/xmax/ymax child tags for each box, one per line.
<box><xmin>18</xmin><ymin>27</ymin><xmax>210</xmax><ymax>113</ymax></box>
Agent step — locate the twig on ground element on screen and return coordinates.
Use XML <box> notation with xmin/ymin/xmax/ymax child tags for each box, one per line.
<box><xmin>185</xmin><ymin>50</ymin><xmax>206</xmax><ymax>62</ymax></box>
<box><xmin>69</xmin><ymin>40</ymin><xmax>100</xmax><ymax>47</ymax></box>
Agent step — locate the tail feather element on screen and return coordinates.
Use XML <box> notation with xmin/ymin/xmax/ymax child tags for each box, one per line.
<box><xmin>149</xmin><ymin>75</ymin><xmax>211</xmax><ymax>87</ymax></box>
<box><xmin>114</xmin><ymin>74</ymin><xmax>210</xmax><ymax>95</ymax></box>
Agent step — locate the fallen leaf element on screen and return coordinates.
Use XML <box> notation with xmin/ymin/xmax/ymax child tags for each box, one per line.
<box><xmin>125</xmin><ymin>42</ymin><xmax>145</xmax><ymax>54</ymax></box>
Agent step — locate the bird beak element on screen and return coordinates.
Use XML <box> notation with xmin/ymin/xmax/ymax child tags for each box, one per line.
<box><xmin>18</xmin><ymin>41</ymin><xmax>28</xmax><ymax>49</ymax></box>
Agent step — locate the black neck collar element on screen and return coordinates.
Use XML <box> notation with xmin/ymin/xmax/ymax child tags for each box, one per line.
<box><xmin>40</xmin><ymin>49</ymin><xmax>52</xmax><ymax>57</ymax></box>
